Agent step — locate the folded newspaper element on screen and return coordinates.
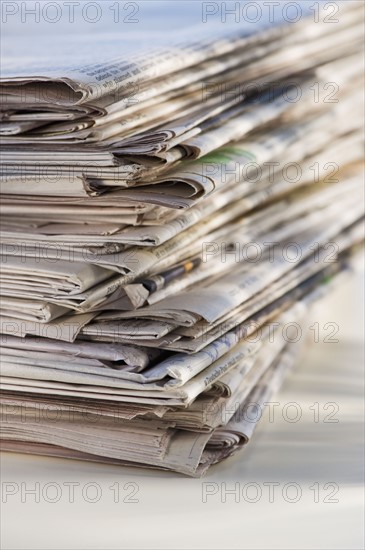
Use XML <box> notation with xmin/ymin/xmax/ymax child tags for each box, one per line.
<box><xmin>0</xmin><ymin>1</ymin><xmax>364</xmax><ymax>476</ymax></box>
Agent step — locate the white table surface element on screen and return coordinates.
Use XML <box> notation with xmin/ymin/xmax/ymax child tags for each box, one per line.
<box><xmin>1</xmin><ymin>271</ymin><xmax>364</xmax><ymax>550</ymax></box>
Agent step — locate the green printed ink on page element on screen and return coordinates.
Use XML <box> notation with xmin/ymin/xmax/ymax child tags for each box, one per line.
<box><xmin>200</xmin><ymin>146</ymin><xmax>257</xmax><ymax>164</ymax></box>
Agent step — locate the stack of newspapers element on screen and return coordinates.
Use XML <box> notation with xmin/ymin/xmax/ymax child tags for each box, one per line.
<box><xmin>0</xmin><ymin>2</ymin><xmax>364</xmax><ymax>476</ymax></box>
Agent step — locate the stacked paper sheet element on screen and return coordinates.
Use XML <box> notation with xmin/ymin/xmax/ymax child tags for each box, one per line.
<box><xmin>0</xmin><ymin>1</ymin><xmax>364</xmax><ymax>476</ymax></box>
